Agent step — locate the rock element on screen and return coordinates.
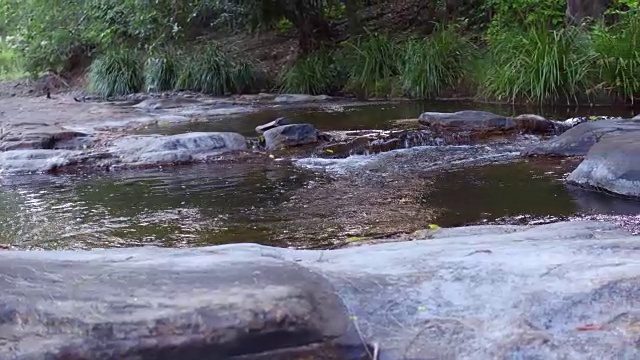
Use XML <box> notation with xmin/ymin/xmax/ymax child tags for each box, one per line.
<box><xmin>109</xmin><ymin>132</ymin><xmax>248</xmax><ymax>166</ymax></box>
<box><xmin>0</xmin><ymin>149</ymin><xmax>82</xmax><ymax>174</ymax></box>
<box><xmin>263</xmin><ymin>124</ymin><xmax>319</xmax><ymax>150</ymax></box>
<box><xmin>523</xmin><ymin>118</ymin><xmax>640</xmax><ymax>157</ymax></box>
<box><xmin>3</xmin><ymin>220</ymin><xmax>640</xmax><ymax>359</ymax></box>
<box><xmin>633</xmin><ymin>114</ymin><xmax>640</xmax><ymax>121</ymax></box>
<box><xmin>419</xmin><ymin>110</ymin><xmax>517</xmax><ymax>136</ymax></box>
<box><xmin>0</xmin><ymin>123</ymin><xmax>91</xmax><ymax>151</ymax></box>
<box><xmin>0</xmin><ymin>247</ymin><xmax>367</xmax><ymax>359</ymax></box>
<box><xmin>255</xmin><ymin>117</ymin><xmax>292</xmax><ymax>134</ymax></box>
<box><xmin>513</xmin><ymin>114</ymin><xmax>564</xmax><ymax>134</ymax></box>
<box><xmin>273</xmin><ymin>94</ymin><xmax>331</xmax><ymax>103</ymax></box>
<box><xmin>567</xmin><ymin>132</ymin><xmax>640</xmax><ymax>197</ymax></box>
<box><xmin>133</xmin><ymin>97</ymin><xmax>203</xmax><ymax>110</ymax></box>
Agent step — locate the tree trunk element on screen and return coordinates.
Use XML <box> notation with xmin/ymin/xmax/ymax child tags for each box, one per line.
<box><xmin>566</xmin><ymin>0</ymin><xmax>609</xmax><ymax>25</ymax></box>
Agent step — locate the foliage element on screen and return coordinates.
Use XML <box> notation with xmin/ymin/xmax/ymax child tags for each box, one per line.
<box><xmin>145</xmin><ymin>48</ymin><xmax>179</xmax><ymax>92</ymax></box>
<box><xmin>88</xmin><ymin>48</ymin><xmax>144</xmax><ymax>98</ymax></box>
<box><xmin>342</xmin><ymin>34</ymin><xmax>401</xmax><ymax>97</ymax></box>
<box><xmin>0</xmin><ymin>38</ymin><xmax>25</xmax><ymax>80</ymax></box>
<box><xmin>591</xmin><ymin>11</ymin><xmax>640</xmax><ymax>102</ymax></box>
<box><xmin>487</xmin><ymin>0</ymin><xmax>565</xmax><ymax>41</ymax></box>
<box><xmin>482</xmin><ymin>26</ymin><xmax>593</xmax><ymax>104</ymax></box>
<box><xmin>175</xmin><ymin>44</ymin><xmax>259</xmax><ymax>95</ymax></box>
<box><xmin>401</xmin><ymin>26</ymin><xmax>475</xmax><ymax>98</ymax></box>
<box><xmin>279</xmin><ymin>51</ymin><xmax>339</xmax><ymax>94</ymax></box>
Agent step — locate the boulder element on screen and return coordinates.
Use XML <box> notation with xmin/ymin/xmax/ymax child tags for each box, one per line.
<box><xmin>273</xmin><ymin>94</ymin><xmax>331</xmax><ymax>103</ymax></box>
<box><xmin>109</xmin><ymin>132</ymin><xmax>247</xmax><ymax>166</ymax></box>
<box><xmin>0</xmin><ymin>149</ymin><xmax>83</xmax><ymax>174</ymax></box>
<box><xmin>3</xmin><ymin>221</ymin><xmax>640</xmax><ymax>359</ymax></box>
<box><xmin>567</xmin><ymin>132</ymin><xmax>640</xmax><ymax>197</ymax></box>
<box><xmin>133</xmin><ymin>97</ymin><xmax>204</xmax><ymax>110</ymax></box>
<box><xmin>255</xmin><ymin>117</ymin><xmax>292</xmax><ymax>134</ymax></box>
<box><xmin>263</xmin><ymin>124</ymin><xmax>319</xmax><ymax>150</ymax></box>
<box><xmin>0</xmin><ymin>123</ymin><xmax>91</xmax><ymax>151</ymax></box>
<box><xmin>523</xmin><ymin>118</ymin><xmax>640</xmax><ymax>157</ymax></box>
<box><xmin>419</xmin><ymin>110</ymin><xmax>517</xmax><ymax>136</ymax></box>
<box><xmin>513</xmin><ymin>114</ymin><xmax>565</xmax><ymax>135</ymax></box>
<box><xmin>0</xmin><ymin>247</ymin><xmax>367</xmax><ymax>359</ymax></box>
<box><xmin>633</xmin><ymin>114</ymin><xmax>640</xmax><ymax>121</ymax></box>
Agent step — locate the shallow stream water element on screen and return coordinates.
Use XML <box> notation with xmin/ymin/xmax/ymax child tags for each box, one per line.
<box><xmin>1</xmin><ymin>100</ymin><xmax>640</xmax><ymax>250</ymax></box>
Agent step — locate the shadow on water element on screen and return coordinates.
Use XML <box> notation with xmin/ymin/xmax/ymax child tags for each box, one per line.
<box><xmin>2</xmin><ymin>101</ymin><xmax>640</xmax><ymax>250</ymax></box>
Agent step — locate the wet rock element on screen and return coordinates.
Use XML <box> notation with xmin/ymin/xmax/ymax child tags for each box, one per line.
<box><xmin>255</xmin><ymin>117</ymin><xmax>292</xmax><ymax>134</ymax></box>
<box><xmin>274</xmin><ymin>94</ymin><xmax>332</xmax><ymax>103</ymax></box>
<box><xmin>0</xmin><ymin>149</ymin><xmax>82</xmax><ymax>174</ymax></box>
<box><xmin>109</xmin><ymin>132</ymin><xmax>248</xmax><ymax>166</ymax></box>
<box><xmin>419</xmin><ymin>110</ymin><xmax>517</xmax><ymax>136</ymax></box>
<box><xmin>133</xmin><ymin>97</ymin><xmax>204</xmax><ymax>110</ymax></box>
<box><xmin>2</xmin><ymin>220</ymin><xmax>640</xmax><ymax>359</ymax></box>
<box><xmin>633</xmin><ymin>114</ymin><xmax>640</xmax><ymax>121</ymax></box>
<box><xmin>0</xmin><ymin>123</ymin><xmax>91</xmax><ymax>151</ymax></box>
<box><xmin>263</xmin><ymin>124</ymin><xmax>319</xmax><ymax>150</ymax></box>
<box><xmin>513</xmin><ymin>114</ymin><xmax>564</xmax><ymax>134</ymax></box>
<box><xmin>523</xmin><ymin>118</ymin><xmax>640</xmax><ymax>157</ymax></box>
<box><xmin>0</xmin><ymin>248</ymin><xmax>367</xmax><ymax>359</ymax></box>
<box><xmin>567</xmin><ymin>133</ymin><xmax>640</xmax><ymax>197</ymax></box>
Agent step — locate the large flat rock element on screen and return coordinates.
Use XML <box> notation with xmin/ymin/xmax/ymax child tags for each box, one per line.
<box><xmin>567</xmin><ymin>132</ymin><xmax>640</xmax><ymax>196</ymax></box>
<box><xmin>523</xmin><ymin>118</ymin><xmax>640</xmax><ymax>157</ymax></box>
<box><xmin>1</xmin><ymin>221</ymin><xmax>640</xmax><ymax>359</ymax></box>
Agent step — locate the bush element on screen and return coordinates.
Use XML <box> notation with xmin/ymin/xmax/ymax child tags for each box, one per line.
<box><xmin>175</xmin><ymin>44</ymin><xmax>259</xmax><ymax>95</ymax></box>
<box><xmin>144</xmin><ymin>48</ymin><xmax>178</xmax><ymax>92</ymax></box>
<box><xmin>482</xmin><ymin>26</ymin><xmax>593</xmax><ymax>104</ymax></box>
<box><xmin>279</xmin><ymin>51</ymin><xmax>338</xmax><ymax>95</ymax></box>
<box><xmin>401</xmin><ymin>26</ymin><xmax>475</xmax><ymax>98</ymax></box>
<box><xmin>0</xmin><ymin>39</ymin><xmax>25</xmax><ymax>80</ymax></box>
<box><xmin>341</xmin><ymin>34</ymin><xmax>401</xmax><ymax>98</ymax></box>
<box><xmin>88</xmin><ymin>49</ymin><xmax>143</xmax><ymax>98</ymax></box>
<box><xmin>592</xmin><ymin>12</ymin><xmax>640</xmax><ymax>102</ymax></box>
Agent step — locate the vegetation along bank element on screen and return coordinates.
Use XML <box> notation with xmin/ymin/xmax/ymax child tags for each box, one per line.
<box><xmin>1</xmin><ymin>0</ymin><xmax>640</xmax><ymax>105</ymax></box>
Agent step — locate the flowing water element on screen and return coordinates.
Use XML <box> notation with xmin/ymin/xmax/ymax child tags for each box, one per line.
<box><xmin>1</xmin><ymin>100</ymin><xmax>640</xmax><ymax>250</ymax></box>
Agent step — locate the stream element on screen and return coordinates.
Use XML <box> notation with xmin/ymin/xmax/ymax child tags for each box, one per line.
<box><xmin>1</xmin><ymin>100</ymin><xmax>640</xmax><ymax>250</ymax></box>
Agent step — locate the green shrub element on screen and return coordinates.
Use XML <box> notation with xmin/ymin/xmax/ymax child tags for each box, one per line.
<box><xmin>341</xmin><ymin>34</ymin><xmax>401</xmax><ymax>97</ymax></box>
<box><xmin>175</xmin><ymin>44</ymin><xmax>259</xmax><ymax>95</ymax></box>
<box><xmin>0</xmin><ymin>40</ymin><xmax>25</xmax><ymax>80</ymax></box>
<box><xmin>592</xmin><ymin>12</ymin><xmax>640</xmax><ymax>102</ymax></box>
<box><xmin>401</xmin><ymin>26</ymin><xmax>475</xmax><ymax>98</ymax></box>
<box><xmin>279</xmin><ymin>51</ymin><xmax>338</xmax><ymax>95</ymax></box>
<box><xmin>482</xmin><ymin>26</ymin><xmax>592</xmax><ymax>104</ymax></box>
<box><xmin>88</xmin><ymin>49</ymin><xmax>143</xmax><ymax>98</ymax></box>
<box><xmin>144</xmin><ymin>48</ymin><xmax>178</xmax><ymax>92</ymax></box>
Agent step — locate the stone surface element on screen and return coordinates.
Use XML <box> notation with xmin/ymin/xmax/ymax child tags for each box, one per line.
<box><xmin>133</xmin><ymin>97</ymin><xmax>204</xmax><ymax>110</ymax></box>
<box><xmin>419</xmin><ymin>110</ymin><xmax>517</xmax><ymax>136</ymax></box>
<box><xmin>0</xmin><ymin>149</ymin><xmax>83</xmax><ymax>174</ymax></box>
<box><xmin>2</xmin><ymin>221</ymin><xmax>640</xmax><ymax>359</ymax></box>
<box><xmin>0</xmin><ymin>123</ymin><xmax>91</xmax><ymax>151</ymax></box>
<box><xmin>513</xmin><ymin>114</ymin><xmax>567</xmax><ymax>134</ymax></box>
<box><xmin>273</xmin><ymin>94</ymin><xmax>331</xmax><ymax>103</ymax></box>
<box><xmin>567</xmin><ymin>133</ymin><xmax>640</xmax><ymax>197</ymax></box>
<box><xmin>255</xmin><ymin>117</ymin><xmax>292</xmax><ymax>134</ymax></box>
<box><xmin>263</xmin><ymin>124</ymin><xmax>319</xmax><ymax>150</ymax></box>
<box><xmin>108</xmin><ymin>132</ymin><xmax>248</xmax><ymax>166</ymax></box>
<box><xmin>523</xmin><ymin>118</ymin><xmax>640</xmax><ymax>157</ymax></box>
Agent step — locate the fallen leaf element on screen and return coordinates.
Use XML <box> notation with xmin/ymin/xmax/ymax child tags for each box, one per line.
<box><xmin>326</xmin><ymin>149</ymin><xmax>334</xmax><ymax>154</ymax></box>
<box><xmin>428</xmin><ymin>224</ymin><xmax>441</xmax><ymax>230</ymax></box>
<box><xmin>576</xmin><ymin>324</ymin><xmax>606</xmax><ymax>331</ymax></box>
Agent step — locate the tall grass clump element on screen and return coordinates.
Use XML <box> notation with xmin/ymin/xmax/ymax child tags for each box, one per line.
<box><xmin>341</xmin><ymin>34</ymin><xmax>401</xmax><ymax>97</ymax></box>
<box><xmin>401</xmin><ymin>26</ymin><xmax>475</xmax><ymax>98</ymax></box>
<box><xmin>592</xmin><ymin>12</ymin><xmax>640</xmax><ymax>103</ymax></box>
<box><xmin>483</xmin><ymin>26</ymin><xmax>592</xmax><ymax>104</ymax></box>
<box><xmin>175</xmin><ymin>44</ymin><xmax>259</xmax><ymax>95</ymax></box>
<box><xmin>279</xmin><ymin>51</ymin><xmax>338</xmax><ymax>95</ymax></box>
<box><xmin>88</xmin><ymin>49</ymin><xmax>144</xmax><ymax>98</ymax></box>
<box><xmin>145</xmin><ymin>48</ymin><xmax>178</xmax><ymax>92</ymax></box>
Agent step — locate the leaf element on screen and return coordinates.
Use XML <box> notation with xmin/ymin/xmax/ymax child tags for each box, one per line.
<box><xmin>346</xmin><ymin>236</ymin><xmax>364</xmax><ymax>243</ymax></box>
<box><xmin>325</xmin><ymin>149</ymin><xmax>334</xmax><ymax>153</ymax></box>
<box><xmin>428</xmin><ymin>224</ymin><xmax>441</xmax><ymax>230</ymax></box>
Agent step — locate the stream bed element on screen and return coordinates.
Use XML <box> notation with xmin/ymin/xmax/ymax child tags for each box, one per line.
<box><xmin>1</xmin><ymin>100</ymin><xmax>640</xmax><ymax>250</ymax></box>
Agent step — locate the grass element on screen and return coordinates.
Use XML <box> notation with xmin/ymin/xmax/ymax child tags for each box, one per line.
<box><xmin>175</xmin><ymin>44</ymin><xmax>259</xmax><ymax>95</ymax></box>
<box><xmin>481</xmin><ymin>26</ymin><xmax>593</xmax><ymax>104</ymax></box>
<box><xmin>88</xmin><ymin>49</ymin><xmax>144</xmax><ymax>98</ymax></box>
<box><xmin>591</xmin><ymin>12</ymin><xmax>640</xmax><ymax>103</ymax></box>
<box><xmin>0</xmin><ymin>40</ymin><xmax>26</xmax><ymax>81</ymax></box>
<box><xmin>279</xmin><ymin>51</ymin><xmax>338</xmax><ymax>95</ymax></box>
<box><xmin>401</xmin><ymin>26</ymin><xmax>475</xmax><ymax>98</ymax></box>
<box><xmin>145</xmin><ymin>48</ymin><xmax>178</xmax><ymax>92</ymax></box>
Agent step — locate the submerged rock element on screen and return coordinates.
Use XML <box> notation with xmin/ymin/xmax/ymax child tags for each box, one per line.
<box><xmin>0</xmin><ymin>149</ymin><xmax>83</xmax><ymax>174</ymax></box>
<box><xmin>109</xmin><ymin>132</ymin><xmax>247</xmax><ymax>166</ymax></box>
<box><xmin>255</xmin><ymin>117</ymin><xmax>292</xmax><ymax>134</ymax></box>
<box><xmin>567</xmin><ymin>132</ymin><xmax>640</xmax><ymax>197</ymax></box>
<box><xmin>263</xmin><ymin>124</ymin><xmax>319</xmax><ymax>150</ymax></box>
<box><xmin>523</xmin><ymin>118</ymin><xmax>640</xmax><ymax>157</ymax></box>
<box><xmin>1</xmin><ymin>220</ymin><xmax>639</xmax><ymax>359</ymax></box>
